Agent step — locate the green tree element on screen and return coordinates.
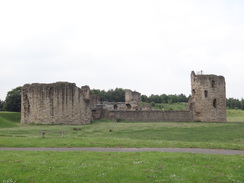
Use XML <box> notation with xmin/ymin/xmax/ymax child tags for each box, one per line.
<box><xmin>160</xmin><ymin>94</ymin><xmax>168</xmax><ymax>103</ymax></box>
<box><xmin>241</xmin><ymin>98</ymin><xmax>244</xmax><ymax>110</ymax></box>
<box><xmin>178</xmin><ymin>94</ymin><xmax>188</xmax><ymax>102</ymax></box>
<box><xmin>141</xmin><ymin>95</ymin><xmax>149</xmax><ymax>103</ymax></box>
<box><xmin>3</xmin><ymin>86</ymin><xmax>22</xmax><ymax>112</ymax></box>
<box><xmin>0</xmin><ymin>100</ymin><xmax>4</xmax><ymax>111</ymax></box>
<box><xmin>90</xmin><ymin>88</ymin><xmax>125</xmax><ymax>102</ymax></box>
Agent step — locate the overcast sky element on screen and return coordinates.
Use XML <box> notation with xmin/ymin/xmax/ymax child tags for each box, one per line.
<box><xmin>1</xmin><ymin>0</ymin><xmax>244</xmax><ymax>100</ymax></box>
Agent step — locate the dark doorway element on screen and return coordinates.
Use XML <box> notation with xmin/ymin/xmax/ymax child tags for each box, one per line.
<box><xmin>126</xmin><ymin>104</ymin><xmax>131</xmax><ymax>109</ymax></box>
<box><xmin>213</xmin><ymin>99</ymin><xmax>217</xmax><ymax>108</ymax></box>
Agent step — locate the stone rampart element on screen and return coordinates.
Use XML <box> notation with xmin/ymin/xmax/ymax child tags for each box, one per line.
<box><xmin>103</xmin><ymin>110</ymin><xmax>193</xmax><ymax>122</ymax></box>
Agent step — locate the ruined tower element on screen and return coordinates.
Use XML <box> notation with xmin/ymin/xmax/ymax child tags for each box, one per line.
<box><xmin>21</xmin><ymin>82</ymin><xmax>92</xmax><ymax>124</ymax></box>
<box><xmin>125</xmin><ymin>89</ymin><xmax>141</xmax><ymax>110</ymax></box>
<box><xmin>125</xmin><ymin>89</ymin><xmax>141</xmax><ymax>103</ymax></box>
<box><xmin>188</xmin><ymin>71</ymin><xmax>226</xmax><ymax>122</ymax></box>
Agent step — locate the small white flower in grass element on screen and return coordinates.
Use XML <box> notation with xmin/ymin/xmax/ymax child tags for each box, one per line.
<box><xmin>3</xmin><ymin>179</ymin><xmax>17</xmax><ymax>183</ymax></box>
<box><xmin>98</xmin><ymin>172</ymin><xmax>106</xmax><ymax>177</ymax></box>
<box><xmin>170</xmin><ymin>174</ymin><xmax>177</xmax><ymax>179</ymax></box>
<box><xmin>133</xmin><ymin>161</ymin><xmax>144</xmax><ymax>164</ymax></box>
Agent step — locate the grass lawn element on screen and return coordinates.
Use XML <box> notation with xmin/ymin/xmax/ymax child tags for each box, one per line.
<box><xmin>0</xmin><ymin>111</ymin><xmax>244</xmax><ymax>149</ymax></box>
<box><xmin>1</xmin><ymin>151</ymin><xmax>244</xmax><ymax>183</ymax></box>
<box><xmin>0</xmin><ymin>110</ymin><xmax>244</xmax><ymax>183</ymax></box>
<box><xmin>1</xmin><ymin>120</ymin><xmax>244</xmax><ymax>150</ymax></box>
<box><xmin>227</xmin><ymin>109</ymin><xmax>244</xmax><ymax>122</ymax></box>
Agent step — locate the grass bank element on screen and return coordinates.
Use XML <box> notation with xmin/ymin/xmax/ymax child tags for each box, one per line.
<box><xmin>0</xmin><ymin>112</ymin><xmax>20</xmax><ymax>128</ymax></box>
<box><xmin>1</xmin><ymin>151</ymin><xmax>243</xmax><ymax>183</ymax></box>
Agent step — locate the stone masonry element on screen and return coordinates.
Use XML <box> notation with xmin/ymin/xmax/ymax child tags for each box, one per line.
<box><xmin>21</xmin><ymin>71</ymin><xmax>227</xmax><ymax>124</ymax></box>
<box><xmin>21</xmin><ymin>82</ymin><xmax>91</xmax><ymax>124</ymax></box>
<box><xmin>188</xmin><ymin>71</ymin><xmax>226</xmax><ymax>122</ymax></box>
<box><xmin>100</xmin><ymin>89</ymin><xmax>142</xmax><ymax>111</ymax></box>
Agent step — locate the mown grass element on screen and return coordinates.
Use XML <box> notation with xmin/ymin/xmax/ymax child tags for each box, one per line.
<box><xmin>0</xmin><ymin>116</ymin><xmax>244</xmax><ymax>150</ymax></box>
<box><xmin>0</xmin><ymin>151</ymin><xmax>244</xmax><ymax>183</ymax></box>
<box><xmin>227</xmin><ymin>109</ymin><xmax>244</xmax><ymax>122</ymax></box>
<box><xmin>0</xmin><ymin>111</ymin><xmax>244</xmax><ymax>183</ymax></box>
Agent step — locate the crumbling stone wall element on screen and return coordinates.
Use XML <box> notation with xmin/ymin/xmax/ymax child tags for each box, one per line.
<box><xmin>103</xmin><ymin>110</ymin><xmax>193</xmax><ymax>122</ymax></box>
<box><xmin>21</xmin><ymin>82</ymin><xmax>92</xmax><ymax>124</ymax></box>
<box><xmin>101</xmin><ymin>89</ymin><xmax>142</xmax><ymax>111</ymax></box>
<box><xmin>90</xmin><ymin>95</ymin><xmax>100</xmax><ymax>110</ymax></box>
<box><xmin>102</xmin><ymin>102</ymin><xmax>141</xmax><ymax>111</ymax></box>
<box><xmin>188</xmin><ymin>71</ymin><xmax>226</xmax><ymax>122</ymax></box>
<box><xmin>21</xmin><ymin>71</ymin><xmax>227</xmax><ymax>124</ymax></box>
<box><xmin>125</xmin><ymin>89</ymin><xmax>141</xmax><ymax>104</ymax></box>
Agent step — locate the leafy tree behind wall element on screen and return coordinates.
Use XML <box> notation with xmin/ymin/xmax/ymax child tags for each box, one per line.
<box><xmin>0</xmin><ymin>100</ymin><xmax>4</xmax><ymax>111</ymax></box>
<box><xmin>3</xmin><ymin>86</ymin><xmax>22</xmax><ymax>112</ymax></box>
<box><xmin>142</xmin><ymin>93</ymin><xmax>190</xmax><ymax>104</ymax></box>
<box><xmin>226</xmin><ymin>98</ymin><xmax>244</xmax><ymax>110</ymax></box>
<box><xmin>90</xmin><ymin>88</ymin><xmax>125</xmax><ymax>102</ymax></box>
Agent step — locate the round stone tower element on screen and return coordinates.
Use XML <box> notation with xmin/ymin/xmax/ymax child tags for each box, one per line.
<box><xmin>188</xmin><ymin>71</ymin><xmax>226</xmax><ymax>122</ymax></box>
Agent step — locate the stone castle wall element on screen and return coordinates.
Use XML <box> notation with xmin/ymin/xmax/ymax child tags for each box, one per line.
<box><xmin>21</xmin><ymin>71</ymin><xmax>227</xmax><ymax>124</ymax></box>
<box><xmin>102</xmin><ymin>110</ymin><xmax>193</xmax><ymax>122</ymax></box>
<box><xmin>188</xmin><ymin>71</ymin><xmax>226</xmax><ymax>122</ymax></box>
<box><xmin>21</xmin><ymin>82</ymin><xmax>91</xmax><ymax>124</ymax></box>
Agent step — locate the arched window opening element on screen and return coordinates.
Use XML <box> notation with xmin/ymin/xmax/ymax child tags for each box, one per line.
<box><xmin>211</xmin><ymin>80</ymin><xmax>215</xmax><ymax>88</ymax></box>
<box><xmin>213</xmin><ymin>99</ymin><xmax>217</xmax><ymax>108</ymax></box>
<box><xmin>126</xmin><ymin>104</ymin><xmax>131</xmax><ymax>109</ymax></box>
<box><xmin>114</xmin><ymin>104</ymin><xmax>118</xmax><ymax>110</ymax></box>
<box><xmin>192</xmin><ymin>89</ymin><xmax>196</xmax><ymax>96</ymax></box>
<box><xmin>204</xmin><ymin>90</ymin><xmax>208</xmax><ymax>98</ymax></box>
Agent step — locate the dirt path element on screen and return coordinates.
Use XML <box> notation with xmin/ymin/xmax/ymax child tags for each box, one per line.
<box><xmin>0</xmin><ymin>147</ymin><xmax>244</xmax><ymax>155</ymax></box>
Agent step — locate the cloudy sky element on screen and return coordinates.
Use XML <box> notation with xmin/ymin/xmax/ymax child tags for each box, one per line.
<box><xmin>1</xmin><ymin>0</ymin><xmax>244</xmax><ymax>100</ymax></box>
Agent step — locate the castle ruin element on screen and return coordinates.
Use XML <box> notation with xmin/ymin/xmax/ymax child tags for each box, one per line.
<box><xmin>188</xmin><ymin>71</ymin><xmax>226</xmax><ymax>122</ymax></box>
<box><xmin>21</xmin><ymin>82</ymin><xmax>91</xmax><ymax>124</ymax></box>
<box><xmin>21</xmin><ymin>71</ymin><xmax>227</xmax><ymax>124</ymax></box>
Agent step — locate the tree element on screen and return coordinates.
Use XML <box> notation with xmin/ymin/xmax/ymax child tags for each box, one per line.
<box><xmin>90</xmin><ymin>88</ymin><xmax>125</xmax><ymax>102</ymax></box>
<box><xmin>241</xmin><ymin>98</ymin><xmax>244</xmax><ymax>110</ymax></box>
<box><xmin>3</xmin><ymin>86</ymin><xmax>22</xmax><ymax>112</ymax></box>
<box><xmin>0</xmin><ymin>100</ymin><xmax>4</xmax><ymax>111</ymax></box>
<box><xmin>141</xmin><ymin>95</ymin><xmax>149</xmax><ymax>103</ymax></box>
<box><xmin>160</xmin><ymin>94</ymin><xmax>168</xmax><ymax>103</ymax></box>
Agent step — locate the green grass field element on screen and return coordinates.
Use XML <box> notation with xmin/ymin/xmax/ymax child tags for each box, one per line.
<box><xmin>1</xmin><ymin>151</ymin><xmax>243</xmax><ymax>183</ymax></box>
<box><xmin>0</xmin><ymin>110</ymin><xmax>244</xmax><ymax>149</ymax></box>
<box><xmin>0</xmin><ymin>110</ymin><xmax>244</xmax><ymax>182</ymax></box>
<box><xmin>227</xmin><ymin>109</ymin><xmax>244</xmax><ymax>122</ymax></box>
